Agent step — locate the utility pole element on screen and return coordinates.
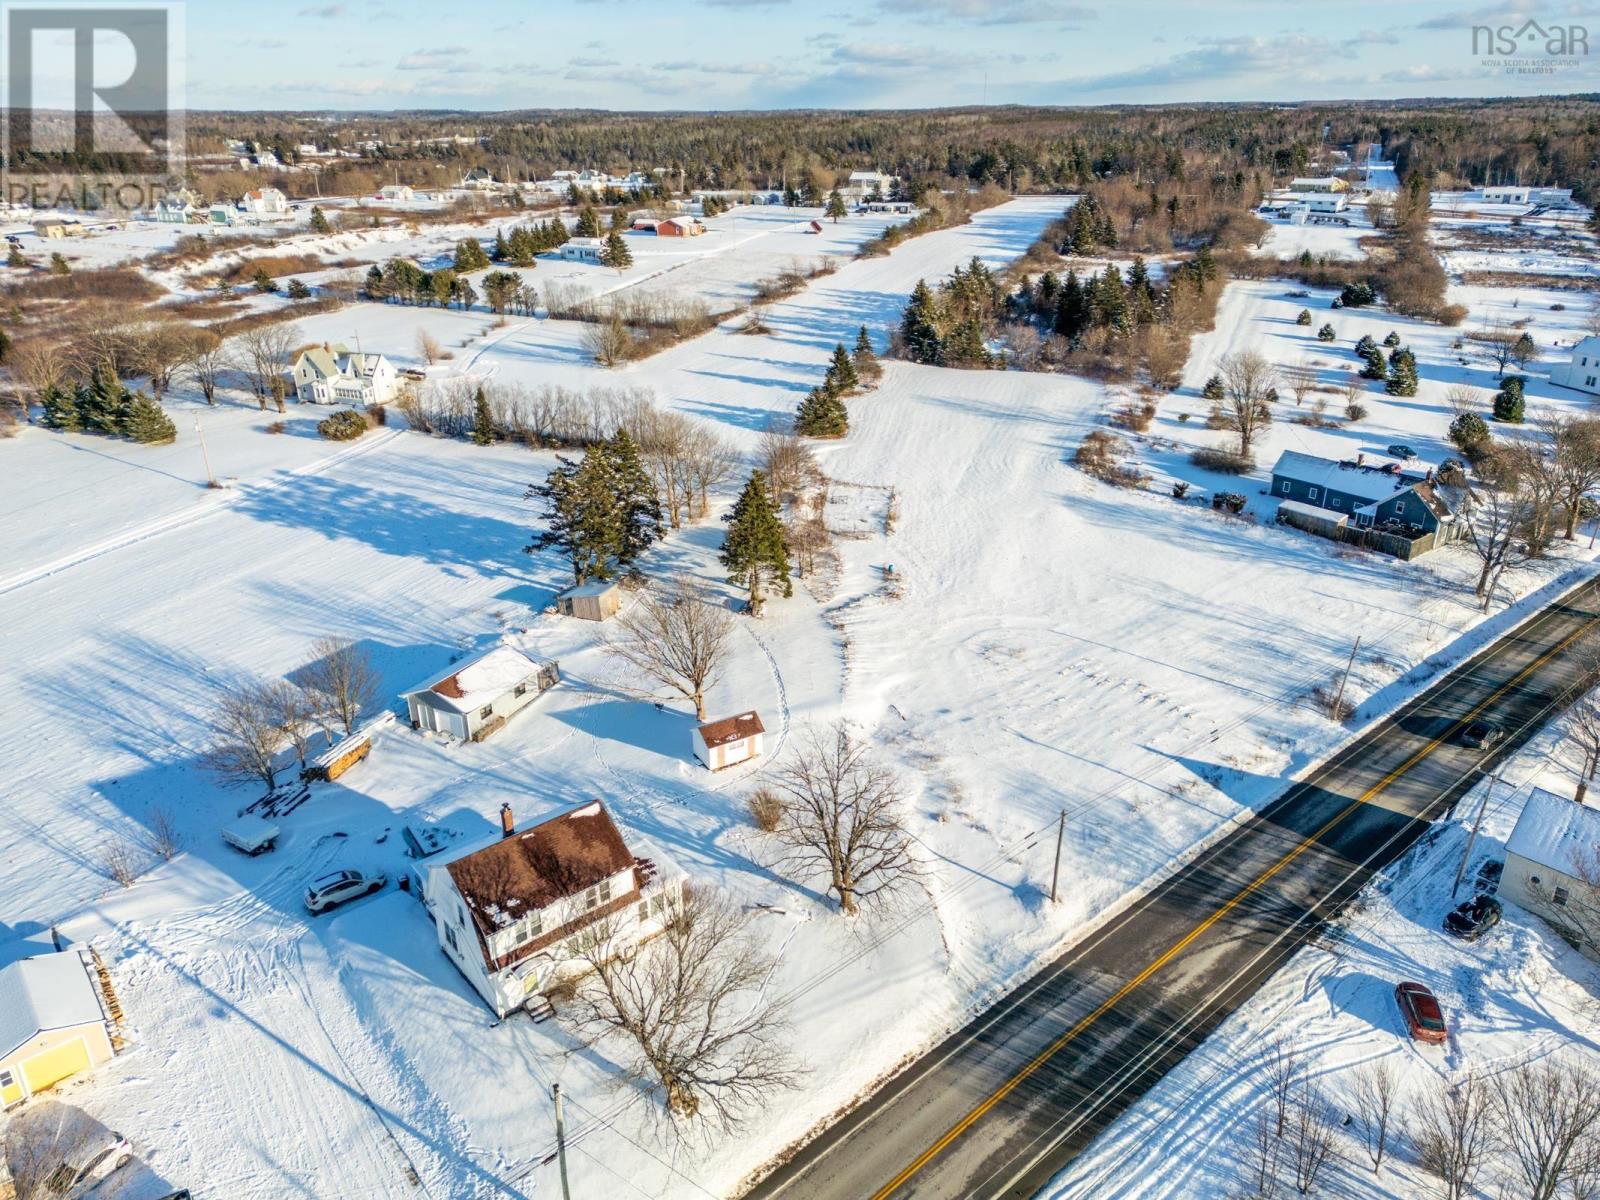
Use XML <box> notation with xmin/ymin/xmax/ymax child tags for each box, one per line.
<box><xmin>1453</xmin><ymin>774</ymin><xmax>1498</xmax><ymax>898</ymax></box>
<box><xmin>194</xmin><ymin>416</ymin><xmax>216</xmax><ymax>488</ymax></box>
<box><xmin>1049</xmin><ymin>810</ymin><xmax>1066</xmax><ymax>903</ymax></box>
<box><xmin>552</xmin><ymin>1083</ymin><xmax>572</xmax><ymax>1200</ymax></box>
<box><xmin>1331</xmin><ymin>635</ymin><xmax>1361</xmax><ymax>720</ymax></box>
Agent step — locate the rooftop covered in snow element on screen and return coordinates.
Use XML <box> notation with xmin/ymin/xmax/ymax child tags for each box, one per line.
<box><xmin>401</xmin><ymin>645</ymin><xmax>546</xmax><ymax>715</ymax></box>
<box><xmin>1506</xmin><ymin>787</ymin><xmax>1600</xmax><ymax>875</ymax></box>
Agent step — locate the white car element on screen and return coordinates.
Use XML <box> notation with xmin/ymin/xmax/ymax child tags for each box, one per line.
<box><xmin>44</xmin><ymin>1130</ymin><xmax>132</xmax><ymax>1197</ymax></box>
<box><xmin>304</xmin><ymin>869</ymin><xmax>385</xmax><ymax>915</ymax></box>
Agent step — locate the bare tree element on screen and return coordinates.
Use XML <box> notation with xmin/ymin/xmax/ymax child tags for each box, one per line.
<box><xmin>144</xmin><ymin>806</ymin><xmax>185</xmax><ymax>862</ymax></box>
<box><xmin>1586</xmin><ymin>303</ymin><xmax>1600</xmax><ymax>340</ymax></box>
<box><xmin>1265</xmin><ymin>1033</ymin><xmax>1303</xmax><ymax>1138</ymax></box>
<box><xmin>785</xmin><ymin>511</ymin><xmax>833</xmax><ymax>579</ymax></box>
<box><xmin>203</xmin><ymin>680</ymin><xmax>286</xmax><ymax>788</ymax></box>
<box><xmin>9</xmin><ymin>337</ymin><xmax>73</xmax><ymax>402</ymax></box>
<box><xmin>1539</xmin><ymin>414</ymin><xmax>1600</xmax><ymax>540</ymax></box>
<box><xmin>6</xmin><ymin>1104</ymin><xmax>124</xmax><ymax>1200</ymax></box>
<box><xmin>1215</xmin><ymin>350</ymin><xmax>1277</xmax><ymax>456</ymax></box>
<box><xmin>299</xmin><ymin>637</ymin><xmax>380</xmax><ymax>736</ymax></box>
<box><xmin>1415</xmin><ymin>1072</ymin><xmax>1496</xmax><ymax>1200</ymax></box>
<box><xmin>561</xmin><ymin>887</ymin><xmax>801</xmax><ymax>1128</ymax></box>
<box><xmin>234</xmin><ymin>323</ymin><xmax>300</xmax><ymax>412</ymax></box>
<box><xmin>605</xmin><ymin>579</ymin><xmax>735</xmax><ymax>720</ymax></box>
<box><xmin>416</xmin><ymin>327</ymin><xmax>441</xmax><ymax>365</ymax></box>
<box><xmin>1493</xmin><ymin>1057</ymin><xmax>1600</xmax><ymax>1200</ymax></box>
<box><xmin>759</xmin><ymin>427</ymin><xmax>820</xmax><ymax>505</ymax></box>
<box><xmin>1566</xmin><ymin>681</ymin><xmax>1600</xmax><ymax>805</ymax></box>
<box><xmin>1526</xmin><ymin>843</ymin><xmax>1600</xmax><ymax>960</ymax></box>
<box><xmin>1350</xmin><ymin>1058</ymin><xmax>1399</xmax><ymax>1172</ymax></box>
<box><xmin>685</xmin><ymin>424</ymin><xmax>736</xmax><ymax>519</ymax></box>
<box><xmin>262</xmin><ymin>680</ymin><xmax>315</xmax><ymax>769</ymax></box>
<box><xmin>130</xmin><ymin>321</ymin><xmax>217</xmax><ymax>401</ymax></box>
<box><xmin>1288</xmin><ymin>1083</ymin><xmax>1340</xmax><ymax>1195</ymax></box>
<box><xmin>584</xmin><ymin>311</ymin><xmax>632</xmax><ymax>367</ymax></box>
<box><xmin>1283</xmin><ymin>360</ymin><xmax>1317</xmax><ymax>408</ymax></box>
<box><xmin>626</xmin><ymin>401</ymin><xmax>695</xmax><ymax>528</ymax></box>
<box><xmin>187</xmin><ymin>337</ymin><xmax>228</xmax><ymax>405</ymax></box>
<box><xmin>1246</xmin><ymin>1105</ymin><xmax>1282</xmax><ymax>1199</ymax></box>
<box><xmin>767</xmin><ymin>723</ymin><xmax>917</xmax><ymax>915</ymax></box>
<box><xmin>1464</xmin><ymin>447</ymin><xmax>1536</xmax><ymax>612</ymax></box>
<box><xmin>97</xmin><ymin>839</ymin><xmax>145</xmax><ymax>888</ymax></box>
<box><xmin>1476</xmin><ymin>319</ymin><xmax>1520</xmax><ymax>377</ymax></box>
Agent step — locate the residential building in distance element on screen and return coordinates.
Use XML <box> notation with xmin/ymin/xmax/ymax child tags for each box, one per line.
<box><xmin>290</xmin><ymin>344</ymin><xmax>400</xmax><ymax>406</ymax></box>
<box><xmin>1550</xmin><ymin>335</ymin><xmax>1600</xmax><ymax>397</ymax></box>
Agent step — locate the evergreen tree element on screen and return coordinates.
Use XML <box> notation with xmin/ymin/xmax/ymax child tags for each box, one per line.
<box><xmin>826</xmin><ymin>189</ymin><xmax>848</xmax><ymax>222</ymax></box>
<box><xmin>1493</xmin><ymin>376</ymin><xmax>1526</xmax><ymax>423</ymax></box>
<box><xmin>492</xmin><ymin>229</ymin><xmax>510</xmax><ymax>261</ymax></box>
<box><xmin>454</xmin><ymin>238</ymin><xmax>490</xmax><ymax>272</ymax></box>
<box><xmin>826</xmin><ymin>342</ymin><xmax>859</xmax><ymax>393</ymax></box>
<box><xmin>76</xmin><ymin>367</ymin><xmax>129</xmax><ymax>435</ymax></box>
<box><xmin>943</xmin><ymin>318</ymin><xmax>994</xmax><ymax>368</ymax></box>
<box><xmin>122</xmin><ymin>393</ymin><xmax>176</xmax><ymax>444</ymax></box>
<box><xmin>1053</xmin><ymin>270</ymin><xmax>1089</xmax><ymax>340</ymax></box>
<box><xmin>1317</xmin><ymin>323</ymin><xmax>1337</xmax><ymax>341</ymax></box>
<box><xmin>49</xmin><ymin>253</ymin><xmax>69</xmax><ymax>276</ymax></box>
<box><xmin>252</xmin><ymin>266</ymin><xmax>277</xmax><ymax>293</ymax></box>
<box><xmin>529</xmin><ymin>451</ymin><xmax>622</xmax><ymax>584</ymax></box>
<box><xmin>795</xmin><ymin>386</ymin><xmax>849</xmax><ymax>437</ymax></box>
<box><xmin>605</xmin><ymin>427</ymin><xmax>665</xmax><ymax>564</ymax></box>
<box><xmin>901</xmin><ymin>279</ymin><xmax>944</xmax><ymax>365</ymax></box>
<box><xmin>1127</xmin><ymin>257</ymin><xmax>1157</xmax><ymax>327</ymax></box>
<box><xmin>601</xmin><ymin>230</ymin><xmax>634</xmax><ymax>269</ymax></box>
<box><xmin>720</xmin><ymin>469</ymin><xmax>792</xmax><ymax>614</ymax></box>
<box><xmin>6</xmin><ymin>244</ymin><xmax>27</xmax><ymax>268</ymax></box>
<box><xmin>1450</xmin><ymin>411</ymin><xmax>1490</xmax><ymax>453</ymax></box>
<box><xmin>286</xmin><ymin>278</ymin><xmax>311</xmax><ymax>300</ymax></box>
<box><xmin>363</xmin><ymin>264</ymin><xmax>387</xmax><ymax>300</ymax></box>
<box><xmin>783</xmin><ymin>183</ymin><xmax>799</xmax><ymax>207</ymax></box>
<box><xmin>1296</xmin><ymin>308</ymin><xmax>1312</xmax><ymax>326</ymax></box>
<box><xmin>575</xmin><ymin>206</ymin><xmax>603</xmax><ymax>239</ymax></box>
<box><xmin>1382</xmin><ymin>331</ymin><xmax>1401</xmax><ymax>347</ymax></box>
<box><xmin>1354</xmin><ymin>334</ymin><xmax>1378</xmax><ymax>358</ymax></box>
<box><xmin>1359</xmin><ymin>347</ymin><xmax>1388</xmax><ymax>380</ymax></box>
<box><xmin>472</xmin><ymin>387</ymin><xmax>495</xmax><ymax>446</ymax></box>
<box><xmin>851</xmin><ymin>325</ymin><xmax>880</xmax><ymax>380</ymax></box>
<box><xmin>1201</xmin><ymin>374</ymin><xmax>1225</xmax><ymax>401</ymax></box>
<box><xmin>1385</xmin><ymin>347</ymin><xmax>1418</xmax><ymax>396</ymax></box>
<box><xmin>1094</xmin><ymin>265</ymin><xmax>1130</xmax><ymax>332</ymax></box>
<box><xmin>310</xmin><ymin>206</ymin><xmax>332</xmax><ymax>234</ymax></box>
<box><xmin>38</xmin><ymin>385</ymin><xmax>80</xmax><ymax>430</ymax></box>
<box><xmin>1037</xmin><ymin>270</ymin><xmax>1058</xmax><ymax>305</ymax></box>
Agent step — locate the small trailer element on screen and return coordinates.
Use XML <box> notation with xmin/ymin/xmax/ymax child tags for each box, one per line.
<box><xmin>221</xmin><ymin>814</ymin><xmax>281</xmax><ymax>856</ymax></box>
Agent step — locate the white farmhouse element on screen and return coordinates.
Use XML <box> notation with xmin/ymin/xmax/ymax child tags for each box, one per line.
<box><xmin>240</xmin><ymin>187</ymin><xmax>290</xmax><ymax>216</ymax></box>
<box><xmin>400</xmin><ymin>645</ymin><xmax>560</xmax><ymax>741</ymax></box>
<box><xmin>290</xmin><ymin>344</ymin><xmax>399</xmax><ymax>406</ymax></box>
<box><xmin>378</xmin><ymin>184</ymin><xmax>415</xmax><ymax>203</ymax></box>
<box><xmin>845</xmin><ymin>170</ymin><xmax>895</xmax><ymax>199</ymax></box>
<box><xmin>692</xmin><ymin>711</ymin><xmax>764</xmax><ymax>771</ymax></box>
<box><xmin>558</xmin><ymin>236</ymin><xmax>605</xmax><ymax>263</ymax></box>
<box><xmin>1501</xmin><ymin>786</ymin><xmax>1600</xmax><ymax>960</ymax></box>
<box><xmin>420</xmin><ymin>801</ymin><xmax>683</xmax><ymax>1016</ymax></box>
<box><xmin>1550</xmin><ymin>336</ymin><xmax>1600</xmax><ymax>397</ymax></box>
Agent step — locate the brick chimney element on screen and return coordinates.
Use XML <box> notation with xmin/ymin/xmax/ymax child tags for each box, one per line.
<box><xmin>500</xmin><ymin>803</ymin><xmax>514</xmax><ymax>838</ymax></box>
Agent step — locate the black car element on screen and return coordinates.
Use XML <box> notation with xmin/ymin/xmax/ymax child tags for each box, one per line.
<box><xmin>1387</xmin><ymin>443</ymin><xmax>1418</xmax><ymax>460</ymax></box>
<box><xmin>1461</xmin><ymin>721</ymin><xmax>1501</xmax><ymax>749</ymax></box>
<box><xmin>1444</xmin><ymin>894</ymin><xmax>1502</xmax><ymax>940</ymax></box>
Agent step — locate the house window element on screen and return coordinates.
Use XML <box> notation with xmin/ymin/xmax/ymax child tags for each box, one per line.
<box><xmin>1330</xmin><ymin>498</ymin><xmax>1341</xmax><ymax>509</ymax></box>
<box><xmin>1279</xmin><ymin>480</ymin><xmax>1290</xmax><ymax>494</ymax></box>
<box><xmin>1308</xmin><ymin>487</ymin><xmax>1319</xmax><ymax>501</ymax></box>
<box><xmin>514</xmin><ymin>683</ymin><xmax>527</xmax><ymax>698</ymax></box>
<box><xmin>513</xmin><ymin>913</ymin><xmax>543</xmax><ymax>946</ymax></box>
<box><xmin>444</xmin><ymin>925</ymin><xmax>459</xmax><ymax>952</ymax></box>
<box><xmin>1394</xmin><ymin>500</ymin><xmax>1405</xmax><ymax>514</ymax></box>
<box><xmin>479</xmin><ymin>705</ymin><xmax>493</xmax><ymax>719</ymax></box>
<box><xmin>0</xmin><ymin>1069</ymin><xmax>12</xmax><ymax>1088</ymax></box>
<box><xmin>1553</xmin><ymin>886</ymin><xmax>1570</xmax><ymax>907</ymax></box>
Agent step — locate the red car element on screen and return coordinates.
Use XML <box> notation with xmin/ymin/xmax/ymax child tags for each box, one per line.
<box><xmin>1396</xmin><ymin>981</ymin><xmax>1448</xmax><ymax>1044</ymax></box>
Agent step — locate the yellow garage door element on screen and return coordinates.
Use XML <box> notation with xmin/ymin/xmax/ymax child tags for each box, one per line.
<box><xmin>22</xmin><ymin>1038</ymin><xmax>90</xmax><ymax>1094</ymax></box>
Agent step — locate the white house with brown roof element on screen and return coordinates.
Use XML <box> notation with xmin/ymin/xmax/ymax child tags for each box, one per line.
<box><xmin>692</xmin><ymin>711</ymin><xmax>764</xmax><ymax>771</ymax></box>
<box><xmin>240</xmin><ymin>186</ymin><xmax>290</xmax><ymax>216</ymax></box>
<box><xmin>401</xmin><ymin>645</ymin><xmax>560</xmax><ymax>742</ymax></box>
<box><xmin>291</xmin><ymin>344</ymin><xmax>399</xmax><ymax>406</ymax></box>
<box><xmin>421</xmin><ymin>801</ymin><xmax>682</xmax><ymax>1016</ymax></box>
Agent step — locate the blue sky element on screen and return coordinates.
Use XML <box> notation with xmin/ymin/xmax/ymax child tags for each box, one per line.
<box><xmin>187</xmin><ymin>1</ymin><xmax>1600</xmax><ymax>110</ymax></box>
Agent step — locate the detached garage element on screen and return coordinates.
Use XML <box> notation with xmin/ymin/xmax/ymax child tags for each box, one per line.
<box><xmin>1</xmin><ymin>945</ymin><xmax>117</xmax><ymax>1108</ymax></box>
<box><xmin>401</xmin><ymin>645</ymin><xmax>560</xmax><ymax>742</ymax></box>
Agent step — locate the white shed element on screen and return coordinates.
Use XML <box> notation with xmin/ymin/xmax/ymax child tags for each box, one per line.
<box><xmin>1501</xmin><ymin>786</ymin><xmax>1600</xmax><ymax>960</ymax></box>
<box><xmin>1551</xmin><ymin>336</ymin><xmax>1600</xmax><ymax>398</ymax></box>
<box><xmin>692</xmin><ymin>711</ymin><xmax>765</xmax><ymax>771</ymax></box>
<box><xmin>401</xmin><ymin>646</ymin><xmax>560</xmax><ymax>742</ymax></box>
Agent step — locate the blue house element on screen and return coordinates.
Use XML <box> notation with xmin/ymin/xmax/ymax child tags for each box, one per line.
<box><xmin>1270</xmin><ymin>450</ymin><xmax>1454</xmax><ymax>533</ymax></box>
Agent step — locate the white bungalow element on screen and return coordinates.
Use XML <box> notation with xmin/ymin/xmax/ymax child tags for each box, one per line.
<box><xmin>558</xmin><ymin>236</ymin><xmax>605</xmax><ymax>263</ymax></box>
<box><xmin>378</xmin><ymin>184</ymin><xmax>415</xmax><ymax>203</ymax></box>
<box><xmin>420</xmin><ymin>801</ymin><xmax>683</xmax><ymax>1016</ymax></box>
<box><xmin>1288</xmin><ymin>176</ymin><xmax>1348</xmax><ymax>193</ymax></box>
<box><xmin>401</xmin><ymin>645</ymin><xmax>560</xmax><ymax>742</ymax></box>
<box><xmin>1501</xmin><ymin>787</ymin><xmax>1600</xmax><ymax>961</ymax></box>
<box><xmin>692</xmin><ymin>711</ymin><xmax>765</xmax><ymax>771</ymax></box>
<box><xmin>1550</xmin><ymin>336</ymin><xmax>1600</xmax><ymax>397</ymax></box>
<box><xmin>290</xmin><ymin>344</ymin><xmax>399</xmax><ymax>406</ymax></box>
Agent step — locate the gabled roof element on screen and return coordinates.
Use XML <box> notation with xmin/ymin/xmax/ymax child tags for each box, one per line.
<box><xmin>558</xmin><ymin>579</ymin><xmax>620</xmax><ymax>599</ymax></box>
<box><xmin>402</xmin><ymin>645</ymin><xmax>545</xmax><ymax>715</ymax></box>
<box><xmin>1272</xmin><ymin>450</ymin><xmax>1432</xmax><ymax>505</ymax></box>
<box><xmin>1507</xmin><ymin>787</ymin><xmax>1600</xmax><ymax>874</ymax></box>
<box><xmin>0</xmin><ymin>950</ymin><xmax>104</xmax><ymax>1059</ymax></box>
<box><xmin>698</xmin><ymin>710</ymin><xmax>764</xmax><ymax>748</ymax></box>
<box><xmin>445</xmin><ymin>802</ymin><xmax>636</xmax><ymax>934</ymax></box>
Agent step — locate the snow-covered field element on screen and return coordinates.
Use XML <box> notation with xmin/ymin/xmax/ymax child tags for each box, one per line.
<box><xmin>6</xmin><ymin>190</ymin><xmax>1599</xmax><ymax>1200</ymax></box>
<box><xmin>1046</xmin><ymin>706</ymin><xmax>1600</xmax><ymax>1200</ymax></box>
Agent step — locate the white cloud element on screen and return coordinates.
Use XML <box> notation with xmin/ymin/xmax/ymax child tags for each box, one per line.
<box><xmin>397</xmin><ymin>47</ymin><xmax>473</xmax><ymax>70</ymax></box>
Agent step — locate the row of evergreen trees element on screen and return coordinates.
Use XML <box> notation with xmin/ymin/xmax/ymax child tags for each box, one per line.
<box><xmin>39</xmin><ymin>368</ymin><xmax>176</xmax><ymax>443</ymax></box>
<box><xmin>528</xmin><ymin>429</ymin><xmax>794</xmax><ymax>613</ymax></box>
<box><xmin>492</xmin><ymin>218</ymin><xmax>570</xmax><ymax>266</ymax></box>
<box><xmin>1058</xmin><ymin>193</ymin><xmax>1119</xmax><ymax>254</ymax></box>
<box><xmin>364</xmin><ymin>259</ymin><xmax>479</xmax><ymax>309</ymax></box>
<box><xmin>1352</xmin><ymin>333</ymin><xmax>1418</xmax><ymax>396</ymax></box>
<box><xmin>901</xmin><ymin>257</ymin><xmax>1005</xmax><ymax>368</ymax></box>
<box><xmin>795</xmin><ymin>328</ymin><xmax>880</xmax><ymax>437</ymax></box>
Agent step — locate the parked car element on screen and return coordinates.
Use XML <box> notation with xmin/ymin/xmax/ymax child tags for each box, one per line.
<box><xmin>305</xmin><ymin>869</ymin><xmax>385</xmax><ymax>915</ymax></box>
<box><xmin>42</xmin><ymin>1130</ymin><xmax>132</xmax><ymax>1197</ymax></box>
<box><xmin>1395</xmin><ymin>981</ymin><xmax>1448</xmax><ymax>1044</ymax></box>
<box><xmin>1386</xmin><ymin>443</ymin><xmax>1418</xmax><ymax>460</ymax></box>
<box><xmin>1461</xmin><ymin>721</ymin><xmax>1501</xmax><ymax>750</ymax></box>
<box><xmin>1444</xmin><ymin>894</ymin><xmax>1503</xmax><ymax>940</ymax></box>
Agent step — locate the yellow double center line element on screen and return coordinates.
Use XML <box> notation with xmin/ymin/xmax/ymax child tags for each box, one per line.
<box><xmin>869</xmin><ymin>608</ymin><xmax>1593</xmax><ymax>1200</ymax></box>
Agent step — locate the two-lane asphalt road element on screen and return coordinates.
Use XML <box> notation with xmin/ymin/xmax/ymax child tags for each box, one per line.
<box><xmin>749</xmin><ymin>580</ymin><xmax>1600</xmax><ymax>1200</ymax></box>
